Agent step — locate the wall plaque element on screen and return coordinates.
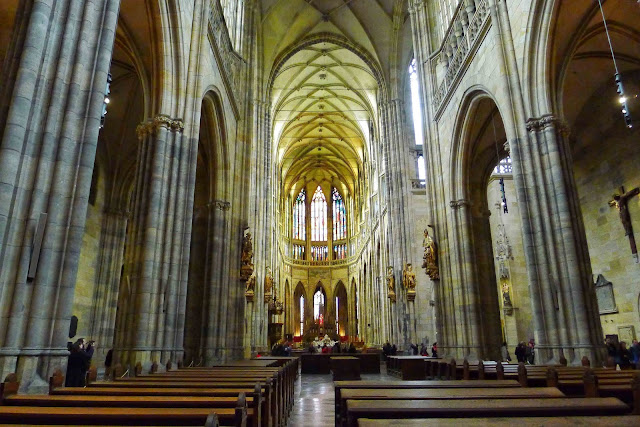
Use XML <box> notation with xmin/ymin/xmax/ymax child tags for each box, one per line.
<box><xmin>594</xmin><ymin>274</ymin><xmax>618</xmax><ymax>314</ymax></box>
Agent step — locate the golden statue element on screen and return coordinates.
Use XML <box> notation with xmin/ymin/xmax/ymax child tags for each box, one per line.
<box><xmin>386</xmin><ymin>266</ymin><xmax>396</xmax><ymax>302</ymax></box>
<box><xmin>264</xmin><ymin>267</ymin><xmax>274</xmax><ymax>303</ymax></box>
<box><xmin>402</xmin><ymin>263</ymin><xmax>416</xmax><ymax>301</ymax></box>
<box><xmin>240</xmin><ymin>231</ymin><xmax>254</xmax><ymax>280</ymax></box>
<box><xmin>245</xmin><ymin>273</ymin><xmax>256</xmax><ymax>302</ymax></box>
<box><xmin>422</xmin><ymin>226</ymin><xmax>440</xmax><ymax>280</ymax></box>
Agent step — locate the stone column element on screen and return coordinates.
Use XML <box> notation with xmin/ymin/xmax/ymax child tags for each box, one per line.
<box><xmin>0</xmin><ymin>0</ymin><xmax>119</xmax><ymax>391</ymax></box>
<box><xmin>203</xmin><ymin>200</ymin><xmax>231</xmax><ymax>365</ymax></box>
<box><xmin>88</xmin><ymin>208</ymin><xmax>128</xmax><ymax>369</ymax></box>
<box><xmin>115</xmin><ymin>115</ymin><xmax>190</xmax><ymax>369</ymax></box>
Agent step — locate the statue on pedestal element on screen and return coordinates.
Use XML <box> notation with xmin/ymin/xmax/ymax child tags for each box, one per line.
<box><xmin>240</xmin><ymin>231</ymin><xmax>254</xmax><ymax>281</ymax></box>
<box><xmin>245</xmin><ymin>273</ymin><xmax>256</xmax><ymax>302</ymax></box>
<box><xmin>422</xmin><ymin>227</ymin><xmax>439</xmax><ymax>280</ymax></box>
<box><xmin>403</xmin><ymin>263</ymin><xmax>417</xmax><ymax>301</ymax></box>
<box><xmin>264</xmin><ymin>267</ymin><xmax>274</xmax><ymax>303</ymax></box>
<box><xmin>386</xmin><ymin>266</ymin><xmax>396</xmax><ymax>302</ymax></box>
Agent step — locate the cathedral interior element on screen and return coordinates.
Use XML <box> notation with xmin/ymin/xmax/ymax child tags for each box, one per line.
<box><xmin>1</xmin><ymin>0</ymin><xmax>640</xmax><ymax>399</ymax></box>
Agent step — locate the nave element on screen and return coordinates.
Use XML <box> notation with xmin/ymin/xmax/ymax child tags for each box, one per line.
<box><xmin>1</xmin><ymin>353</ymin><xmax>640</xmax><ymax>426</ymax></box>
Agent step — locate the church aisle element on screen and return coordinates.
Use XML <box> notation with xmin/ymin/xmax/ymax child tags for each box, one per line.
<box><xmin>287</xmin><ymin>365</ymin><xmax>394</xmax><ymax>426</ymax></box>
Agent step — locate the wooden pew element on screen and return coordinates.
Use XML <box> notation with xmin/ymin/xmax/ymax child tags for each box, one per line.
<box><xmin>50</xmin><ymin>369</ymin><xmax>277</xmax><ymax>427</ymax></box>
<box><xmin>357</xmin><ymin>416</ymin><xmax>640</xmax><ymax>426</ymax></box>
<box><xmin>336</xmin><ymin>387</ymin><xmax>564</xmax><ymax>426</ymax></box>
<box><xmin>344</xmin><ymin>397</ymin><xmax>629</xmax><ymax>427</ymax></box>
<box><xmin>334</xmin><ymin>379</ymin><xmax>521</xmax><ymax>426</ymax></box>
<box><xmin>0</xmin><ymin>406</ymin><xmax>235</xmax><ymax>426</ymax></box>
<box><xmin>0</xmin><ymin>376</ymin><xmax>249</xmax><ymax>427</ymax></box>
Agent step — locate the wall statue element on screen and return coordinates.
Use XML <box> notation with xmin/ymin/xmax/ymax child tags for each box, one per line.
<box><xmin>264</xmin><ymin>267</ymin><xmax>274</xmax><ymax>303</ymax></box>
<box><xmin>422</xmin><ymin>227</ymin><xmax>439</xmax><ymax>280</ymax></box>
<box><xmin>403</xmin><ymin>263</ymin><xmax>417</xmax><ymax>301</ymax></box>
<box><xmin>240</xmin><ymin>231</ymin><xmax>254</xmax><ymax>281</ymax></box>
<box><xmin>386</xmin><ymin>266</ymin><xmax>396</xmax><ymax>302</ymax></box>
<box><xmin>245</xmin><ymin>273</ymin><xmax>256</xmax><ymax>302</ymax></box>
<box><xmin>502</xmin><ymin>281</ymin><xmax>513</xmax><ymax>315</ymax></box>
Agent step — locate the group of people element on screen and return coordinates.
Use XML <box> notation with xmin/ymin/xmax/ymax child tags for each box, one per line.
<box><xmin>383</xmin><ymin>341</ymin><xmax>438</xmax><ymax>358</ymax></box>
<box><xmin>309</xmin><ymin>342</ymin><xmax>357</xmax><ymax>353</ymax></box>
<box><xmin>514</xmin><ymin>340</ymin><xmax>535</xmax><ymax>364</ymax></box>
<box><xmin>271</xmin><ymin>340</ymin><xmax>293</xmax><ymax>357</ymax></box>
<box><xmin>606</xmin><ymin>338</ymin><xmax>640</xmax><ymax>369</ymax></box>
<box><xmin>65</xmin><ymin>338</ymin><xmax>97</xmax><ymax>387</ymax></box>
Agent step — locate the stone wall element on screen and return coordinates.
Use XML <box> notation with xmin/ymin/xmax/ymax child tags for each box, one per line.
<box><xmin>572</xmin><ymin>80</ymin><xmax>640</xmax><ymax>343</ymax></box>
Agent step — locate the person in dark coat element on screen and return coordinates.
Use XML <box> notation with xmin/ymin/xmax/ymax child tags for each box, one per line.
<box><xmin>515</xmin><ymin>342</ymin><xmax>526</xmax><ymax>363</ymax></box>
<box><xmin>65</xmin><ymin>343</ymin><xmax>89</xmax><ymax>387</ymax></box>
<box><xmin>431</xmin><ymin>342</ymin><xmax>438</xmax><ymax>358</ymax></box>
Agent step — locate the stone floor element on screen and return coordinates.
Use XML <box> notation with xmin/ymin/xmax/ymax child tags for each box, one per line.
<box><xmin>287</xmin><ymin>365</ymin><xmax>393</xmax><ymax>426</ymax></box>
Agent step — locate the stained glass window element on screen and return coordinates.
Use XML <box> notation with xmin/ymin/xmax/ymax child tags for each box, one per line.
<box><xmin>293</xmin><ymin>244</ymin><xmax>305</xmax><ymax>260</ymax></box>
<box><xmin>333</xmin><ymin>244</ymin><xmax>347</xmax><ymax>260</ymax></box>
<box><xmin>311</xmin><ymin>186</ymin><xmax>327</xmax><ymax>241</ymax></box>
<box><xmin>493</xmin><ymin>156</ymin><xmax>512</xmax><ymax>174</ymax></box>
<box><xmin>332</xmin><ymin>188</ymin><xmax>347</xmax><ymax>240</ymax></box>
<box><xmin>314</xmin><ymin>290</ymin><xmax>325</xmax><ymax>323</ymax></box>
<box><xmin>311</xmin><ymin>245</ymin><xmax>328</xmax><ymax>261</ymax></box>
<box><xmin>409</xmin><ymin>58</ymin><xmax>424</xmax><ymax>147</ymax></box>
<box><xmin>299</xmin><ymin>295</ymin><xmax>305</xmax><ymax>335</ymax></box>
<box><xmin>293</xmin><ymin>189</ymin><xmax>306</xmax><ymax>240</ymax></box>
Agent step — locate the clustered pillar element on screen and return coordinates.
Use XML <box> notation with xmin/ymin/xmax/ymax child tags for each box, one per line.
<box><xmin>0</xmin><ymin>0</ymin><xmax>119</xmax><ymax>391</ymax></box>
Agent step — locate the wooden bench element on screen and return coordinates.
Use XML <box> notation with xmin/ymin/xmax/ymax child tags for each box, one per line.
<box><xmin>344</xmin><ymin>397</ymin><xmax>629</xmax><ymax>427</ymax></box>
<box><xmin>0</xmin><ymin>406</ymin><xmax>236</xmax><ymax>426</ymax></box>
<box><xmin>357</xmin><ymin>416</ymin><xmax>640</xmax><ymax>426</ymax></box>
<box><xmin>334</xmin><ymin>379</ymin><xmax>521</xmax><ymax>426</ymax></box>
<box><xmin>336</xmin><ymin>387</ymin><xmax>564</xmax><ymax>426</ymax></box>
<box><xmin>331</xmin><ymin>357</ymin><xmax>361</xmax><ymax>381</ymax></box>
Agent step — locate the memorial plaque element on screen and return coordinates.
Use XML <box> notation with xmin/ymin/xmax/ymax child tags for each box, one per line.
<box><xmin>594</xmin><ymin>274</ymin><xmax>617</xmax><ymax>314</ymax></box>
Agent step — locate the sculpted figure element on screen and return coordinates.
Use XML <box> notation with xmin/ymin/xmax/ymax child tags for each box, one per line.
<box><xmin>241</xmin><ymin>232</ymin><xmax>254</xmax><ymax>265</ymax></box>
<box><xmin>422</xmin><ymin>227</ymin><xmax>440</xmax><ymax>280</ymax></box>
<box><xmin>264</xmin><ymin>268</ymin><xmax>274</xmax><ymax>295</ymax></box>
<box><xmin>246</xmin><ymin>273</ymin><xmax>256</xmax><ymax>293</ymax></box>
<box><xmin>386</xmin><ymin>266</ymin><xmax>396</xmax><ymax>302</ymax></box>
<box><xmin>502</xmin><ymin>282</ymin><xmax>512</xmax><ymax>307</ymax></box>
<box><xmin>402</xmin><ymin>263</ymin><xmax>416</xmax><ymax>292</ymax></box>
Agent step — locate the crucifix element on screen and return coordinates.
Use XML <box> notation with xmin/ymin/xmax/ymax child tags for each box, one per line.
<box><xmin>608</xmin><ymin>186</ymin><xmax>640</xmax><ymax>256</ymax></box>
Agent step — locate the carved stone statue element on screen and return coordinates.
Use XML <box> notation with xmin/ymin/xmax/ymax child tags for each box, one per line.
<box><xmin>264</xmin><ymin>267</ymin><xmax>274</xmax><ymax>303</ymax></box>
<box><xmin>245</xmin><ymin>273</ymin><xmax>256</xmax><ymax>302</ymax></box>
<box><xmin>240</xmin><ymin>231</ymin><xmax>254</xmax><ymax>280</ymax></box>
<box><xmin>502</xmin><ymin>281</ymin><xmax>513</xmax><ymax>315</ymax></box>
<box><xmin>422</xmin><ymin>227</ymin><xmax>439</xmax><ymax>280</ymax></box>
<box><xmin>403</xmin><ymin>263</ymin><xmax>417</xmax><ymax>301</ymax></box>
<box><xmin>386</xmin><ymin>266</ymin><xmax>396</xmax><ymax>302</ymax></box>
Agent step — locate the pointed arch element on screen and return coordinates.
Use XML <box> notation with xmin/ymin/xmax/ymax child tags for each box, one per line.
<box><xmin>334</xmin><ymin>281</ymin><xmax>348</xmax><ymax>337</ymax></box>
<box><xmin>294</xmin><ymin>282</ymin><xmax>306</xmax><ymax>336</ymax></box>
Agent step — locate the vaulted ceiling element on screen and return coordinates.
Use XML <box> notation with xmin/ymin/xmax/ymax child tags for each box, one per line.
<box><xmin>260</xmin><ymin>0</ymin><xmax>406</xmax><ymax>200</ymax></box>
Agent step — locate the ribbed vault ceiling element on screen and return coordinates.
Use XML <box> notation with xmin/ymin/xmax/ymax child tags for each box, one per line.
<box><xmin>262</xmin><ymin>0</ymin><xmax>397</xmax><ymax>199</ymax></box>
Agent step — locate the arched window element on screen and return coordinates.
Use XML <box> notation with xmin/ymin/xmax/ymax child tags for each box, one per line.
<box><xmin>409</xmin><ymin>58</ymin><xmax>424</xmax><ymax>147</ymax></box>
<box><xmin>313</xmin><ymin>289</ymin><xmax>325</xmax><ymax>324</ymax></box>
<box><xmin>417</xmin><ymin>155</ymin><xmax>426</xmax><ymax>181</ymax></box>
<box><xmin>299</xmin><ymin>295</ymin><xmax>305</xmax><ymax>335</ymax></box>
<box><xmin>493</xmin><ymin>156</ymin><xmax>512</xmax><ymax>174</ymax></box>
<box><xmin>332</xmin><ymin>188</ymin><xmax>347</xmax><ymax>240</ymax></box>
<box><xmin>293</xmin><ymin>189</ymin><xmax>306</xmax><ymax>240</ymax></box>
<box><xmin>311</xmin><ymin>186</ymin><xmax>327</xmax><ymax>241</ymax></box>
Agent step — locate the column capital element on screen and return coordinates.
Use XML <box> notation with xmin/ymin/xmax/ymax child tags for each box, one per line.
<box><xmin>136</xmin><ymin>115</ymin><xmax>185</xmax><ymax>140</ymax></box>
<box><xmin>525</xmin><ymin>114</ymin><xmax>569</xmax><ymax>135</ymax></box>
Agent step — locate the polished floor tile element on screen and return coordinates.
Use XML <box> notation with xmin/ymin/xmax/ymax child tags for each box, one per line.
<box><xmin>287</xmin><ymin>366</ymin><xmax>394</xmax><ymax>426</ymax></box>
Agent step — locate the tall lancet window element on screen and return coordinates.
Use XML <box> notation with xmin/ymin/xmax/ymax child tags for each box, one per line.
<box><xmin>409</xmin><ymin>58</ymin><xmax>424</xmax><ymax>146</ymax></box>
<box><xmin>311</xmin><ymin>186</ymin><xmax>327</xmax><ymax>241</ymax></box>
<box><xmin>293</xmin><ymin>189</ymin><xmax>306</xmax><ymax>240</ymax></box>
<box><xmin>332</xmin><ymin>188</ymin><xmax>347</xmax><ymax>241</ymax></box>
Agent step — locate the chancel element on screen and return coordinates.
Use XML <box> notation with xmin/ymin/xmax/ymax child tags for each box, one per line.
<box><xmin>1</xmin><ymin>0</ymin><xmax>640</xmax><ymax>425</ymax></box>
